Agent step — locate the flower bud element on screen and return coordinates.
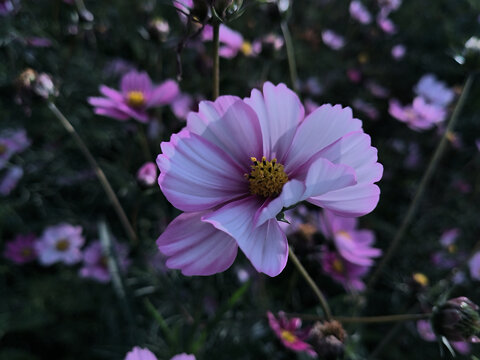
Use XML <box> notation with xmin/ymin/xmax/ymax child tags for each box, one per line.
<box><xmin>463</xmin><ymin>36</ymin><xmax>480</xmax><ymax>71</ymax></box>
<box><xmin>432</xmin><ymin>297</ymin><xmax>480</xmax><ymax>343</ymax></box>
<box><xmin>148</xmin><ymin>17</ymin><xmax>170</xmax><ymax>42</ymax></box>
<box><xmin>310</xmin><ymin>320</ymin><xmax>347</xmax><ymax>360</ymax></box>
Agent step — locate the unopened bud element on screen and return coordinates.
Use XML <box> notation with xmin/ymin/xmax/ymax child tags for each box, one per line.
<box><xmin>148</xmin><ymin>18</ymin><xmax>170</xmax><ymax>42</ymax></box>
<box><xmin>432</xmin><ymin>297</ymin><xmax>480</xmax><ymax>343</ymax></box>
<box><xmin>310</xmin><ymin>320</ymin><xmax>347</xmax><ymax>360</ymax></box>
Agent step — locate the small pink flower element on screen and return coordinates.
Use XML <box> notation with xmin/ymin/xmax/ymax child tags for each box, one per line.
<box><xmin>35</xmin><ymin>223</ymin><xmax>85</xmax><ymax>265</ymax></box>
<box><xmin>352</xmin><ymin>99</ymin><xmax>379</xmax><ymax>120</ymax></box>
<box><xmin>25</xmin><ymin>37</ymin><xmax>52</xmax><ymax>47</ymax></box>
<box><xmin>347</xmin><ymin>68</ymin><xmax>362</xmax><ymax>83</ymax></box>
<box><xmin>0</xmin><ymin>166</ymin><xmax>23</xmax><ymax>195</ymax></box>
<box><xmin>137</xmin><ymin>162</ymin><xmax>158</xmax><ymax>186</ymax></box>
<box><xmin>391</xmin><ymin>44</ymin><xmax>406</xmax><ymax>60</ymax></box>
<box><xmin>88</xmin><ymin>71</ymin><xmax>179</xmax><ymax>123</ymax></box>
<box><xmin>124</xmin><ymin>347</ymin><xmax>158</xmax><ymax>360</ymax></box>
<box><xmin>0</xmin><ymin>128</ymin><xmax>30</xmax><ymax>170</ymax></box>
<box><xmin>389</xmin><ymin>97</ymin><xmax>446</xmax><ymax>131</ymax></box>
<box><xmin>376</xmin><ymin>15</ymin><xmax>396</xmax><ymax>34</ymax></box>
<box><xmin>0</xmin><ymin>0</ymin><xmax>17</xmax><ymax>15</ymax></box>
<box><xmin>469</xmin><ymin>252</ymin><xmax>480</xmax><ymax>281</ymax></box>
<box><xmin>267</xmin><ymin>311</ymin><xmax>316</xmax><ymax>357</ymax></box>
<box><xmin>321</xmin><ymin>30</ymin><xmax>345</xmax><ymax>50</ymax></box>
<box><xmin>3</xmin><ymin>233</ymin><xmax>37</xmax><ymax>264</ymax></box>
<box><xmin>365</xmin><ymin>81</ymin><xmax>389</xmax><ymax>98</ymax></box>
<box><xmin>202</xmin><ymin>24</ymin><xmax>256</xmax><ymax>58</ymax></box>
<box><xmin>414</xmin><ymin>74</ymin><xmax>454</xmax><ymax>107</ymax></box>
<box><xmin>319</xmin><ymin>210</ymin><xmax>381</xmax><ymax>267</ymax></box>
<box><xmin>321</xmin><ymin>249</ymin><xmax>370</xmax><ymax>291</ymax></box>
<box><xmin>156</xmin><ymin>82</ymin><xmax>383</xmax><ymax>277</ymax></box>
<box><xmin>349</xmin><ymin>1</ymin><xmax>372</xmax><ymax>24</ymax></box>
<box><xmin>170</xmin><ymin>354</ymin><xmax>196</xmax><ymax>360</ymax></box>
<box><xmin>79</xmin><ymin>240</ymin><xmax>130</xmax><ymax>283</ymax></box>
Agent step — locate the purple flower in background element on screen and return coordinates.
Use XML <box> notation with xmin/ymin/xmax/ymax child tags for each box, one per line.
<box><xmin>156</xmin><ymin>82</ymin><xmax>382</xmax><ymax>277</ymax></box>
<box><xmin>3</xmin><ymin>234</ymin><xmax>37</xmax><ymax>264</ymax></box>
<box><xmin>414</xmin><ymin>74</ymin><xmax>454</xmax><ymax>107</ymax></box>
<box><xmin>389</xmin><ymin>97</ymin><xmax>446</xmax><ymax>131</ymax></box>
<box><xmin>417</xmin><ymin>320</ymin><xmax>471</xmax><ymax>355</ymax></box>
<box><xmin>137</xmin><ymin>162</ymin><xmax>157</xmax><ymax>187</ymax></box>
<box><xmin>321</xmin><ymin>30</ymin><xmax>345</xmax><ymax>50</ymax></box>
<box><xmin>79</xmin><ymin>240</ymin><xmax>130</xmax><ymax>283</ymax></box>
<box><xmin>0</xmin><ymin>0</ymin><xmax>16</xmax><ymax>15</ymax></box>
<box><xmin>469</xmin><ymin>252</ymin><xmax>480</xmax><ymax>281</ymax></box>
<box><xmin>35</xmin><ymin>223</ymin><xmax>85</xmax><ymax>265</ymax></box>
<box><xmin>349</xmin><ymin>1</ymin><xmax>372</xmax><ymax>24</ymax></box>
<box><xmin>124</xmin><ymin>347</ymin><xmax>158</xmax><ymax>360</ymax></box>
<box><xmin>25</xmin><ymin>37</ymin><xmax>52</xmax><ymax>47</ymax></box>
<box><xmin>0</xmin><ymin>128</ymin><xmax>30</xmax><ymax>169</ymax></box>
<box><xmin>267</xmin><ymin>311</ymin><xmax>316</xmax><ymax>357</ymax></box>
<box><xmin>88</xmin><ymin>71</ymin><xmax>179</xmax><ymax>123</ymax></box>
<box><xmin>391</xmin><ymin>44</ymin><xmax>406</xmax><ymax>59</ymax></box>
<box><xmin>319</xmin><ymin>210</ymin><xmax>381</xmax><ymax>267</ymax></box>
<box><xmin>304</xmin><ymin>98</ymin><xmax>320</xmax><ymax>115</ymax></box>
<box><xmin>202</xmin><ymin>24</ymin><xmax>256</xmax><ymax>58</ymax></box>
<box><xmin>321</xmin><ymin>249</ymin><xmax>369</xmax><ymax>291</ymax></box>
<box><xmin>365</xmin><ymin>81</ymin><xmax>389</xmax><ymax>98</ymax></box>
<box><xmin>103</xmin><ymin>59</ymin><xmax>136</xmax><ymax>77</ymax></box>
<box><xmin>170</xmin><ymin>354</ymin><xmax>196</xmax><ymax>360</ymax></box>
<box><xmin>376</xmin><ymin>15</ymin><xmax>396</xmax><ymax>34</ymax></box>
<box><xmin>352</xmin><ymin>99</ymin><xmax>379</xmax><ymax>120</ymax></box>
<box><xmin>0</xmin><ymin>166</ymin><xmax>23</xmax><ymax>195</ymax></box>
<box><xmin>377</xmin><ymin>0</ymin><xmax>402</xmax><ymax>15</ymax></box>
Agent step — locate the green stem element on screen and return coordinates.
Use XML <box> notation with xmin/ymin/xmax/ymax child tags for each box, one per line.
<box><xmin>48</xmin><ymin>102</ymin><xmax>138</xmax><ymax>244</ymax></box>
<box><xmin>367</xmin><ymin>74</ymin><xmax>475</xmax><ymax>290</ymax></box>
<box><xmin>280</xmin><ymin>21</ymin><xmax>298</xmax><ymax>92</ymax></box>
<box><xmin>212</xmin><ymin>20</ymin><xmax>220</xmax><ymax>100</ymax></box>
<box><xmin>288</xmin><ymin>246</ymin><xmax>332</xmax><ymax>320</ymax></box>
<box><xmin>285</xmin><ymin>312</ymin><xmax>430</xmax><ymax>324</ymax></box>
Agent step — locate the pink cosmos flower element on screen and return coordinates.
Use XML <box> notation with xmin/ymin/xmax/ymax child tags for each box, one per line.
<box><xmin>321</xmin><ymin>30</ymin><xmax>345</xmax><ymax>50</ymax></box>
<box><xmin>79</xmin><ymin>240</ymin><xmax>130</xmax><ymax>283</ymax></box>
<box><xmin>267</xmin><ymin>311</ymin><xmax>316</xmax><ymax>357</ymax></box>
<box><xmin>417</xmin><ymin>320</ymin><xmax>471</xmax><ymax>355</ymax></box>
<box><xmin>137</xmin><ymin>162</ymin><xmax>158</xmax><ymax>186</ymax></box>
<box><xmin>88</xmin><ymin>71</ymin><xmax>179</xmax><ymax>123</ymax></box>
<box><xmin>3</xmin><ymin>233</ymin><xmax>37</xmax><ymax>264</ymax></box>
<box><xmin>321</xmin><ymin>248</ymin><xmax>370</xmax><ymax>291</ymax></box>
<box><xmin>0</xmin><ymin>128</ymin><xmax>30</xmax><ymax>170</ymax></box>
<box><xmin>469</xmin><ymin>252</ymin><xmax>480</xmax><ymax>281</ymax></box>
<box><xmin>124</xmin><ymin>347</ymin><xmax>158</xmax><ymax>360</ymax></box>
<box><xmin>389</xmin><ymin>97</ymin><xmax>446</xmax><ymax>131</ymax></box>
<box><xmin>0</xmin><ymin>166</ymin><xmax>23</xmax><ymax>195</ymax></box>
<box><xmin>414</xmin><ymin>74</ymin><xmax>454</xmax><ymax>107</ymax></box>
<box><xmin>35</xmin><ymin>223</ymin><xmax>85</xmax><ymax>265</ymax></box>
<box><xmin>349</xmin><ymin>1</ymin><xmax>372</xmax><ymax>24</ymax></box>
<box><xmin>202</xmin><ymin>24</ymin><xmax>257</xmax><ymax>58</ymax></box>
<box><xmin>319</xmin><ymin>210</ymin><xmax>381</xmax><ymax>266</ymax></box>
<box><xmin>156</xmin><ymin>82</ymin><xmax>382</xmax><ymax>277</ymax></box>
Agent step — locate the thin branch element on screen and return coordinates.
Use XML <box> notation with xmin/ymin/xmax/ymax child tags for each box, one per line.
<box><xmin>284</xmin><ymin>312</ymin><xmax>430</xmax><ymax>324</ymax></box>
<box><xmin>288</xmin><ymin>246</ymin><xmax>332</xmax><ymax>320</ymax></box>
<box><xmin>212</xmin><ymin>20</ymin><xmax>220</xmax><ymax>100</ymax></box>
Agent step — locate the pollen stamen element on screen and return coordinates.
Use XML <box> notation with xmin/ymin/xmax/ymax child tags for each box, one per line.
<box><xmin>245</xmin><ymin>156</ymin><xmax>288</xmax><ymax>198</ymax></box>
<box><xmin>126</xmin><ymin>91</ymin><xmax>146</xmax><ymax>107</ymax></box>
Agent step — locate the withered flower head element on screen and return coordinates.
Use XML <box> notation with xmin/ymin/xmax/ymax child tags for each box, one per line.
<box><xmin>310</xmin><ymin>320</ymin><xmax>347</xmax><ymax>360</ymax></box>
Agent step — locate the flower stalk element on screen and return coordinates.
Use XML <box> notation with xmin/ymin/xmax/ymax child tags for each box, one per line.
<box><xmin>367</xmin><ymin>74</ymin><xmax>475</xmax><ymax>290</ymax></box>
<box><xmin>280</xmin><ymin>20</ymin><xmax>298</xmax><ymax>93</ymax></box>
<box><xmin>47</xmin><ymin>102</ymin><xmax>138</xmax><ymax>244</ymax></box>
<box><xmin>289</xmin><ymin>246</ymin><xmax>332</xmax><ymax>320</ymax></box>
<box><xmin>212</xmin><ymin>19</ymin><xmax>220</xmax><ymax>100</ymax></box>
<box><xmin>285</xmin><ymin>312</ymin><xmax>431</xmax><ymax>324</ymax></box>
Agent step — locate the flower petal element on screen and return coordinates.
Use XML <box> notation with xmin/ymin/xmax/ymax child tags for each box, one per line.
<box><xmin>124</xmin><ymin>346</ymin><xmax>158</xmax><ymax>360</ymax></box>
<box><xmin>147</xmin><ymin>80</ymin><xmax>180</xmax><ymax>106</ymax></box>
<box><xmin>157</xmin><ymin>212</ymin><xmax>238</xmax><ymax>276</ymax></box>
<box><xmin>188</xmin><ymin>98</ymin><xmax>263</xmax><ymax>168</ymax></box>
<box><xmin>244</xmin><ymin>82</ymin><xmax>304</xmax><ymax>162</ymax></box>
<box><xmin>120</xmin><ymin>71</ymin><xmax>152</xmax><ymax>94</ymax></box>
<box><xmin>157</xmin><ymin>129</ymin><xmax>247</xmax><ymax>212</ymax></box>
<box><xmin>99</xmin><ymin>85</ymin><xmax>124</xmax><ymax>102</ymax></box>
<box><xmin>203</xmin><ymin>197</ymin><xmax>288</xmax><ymax>277</ymax></box>
<box><xmin>93</xmin><ymin>107</ymin><xmax>130</xmax><ymax>121</ymax></box>
<box><xmin>309</xmin><ymin>183</ymin><xmax>381</xmax><ymax>217</ymax></box>
<box><xmin>284</xmin><ymin>104</ymin><xmax>362</xmax><ymax>173</ymax></box>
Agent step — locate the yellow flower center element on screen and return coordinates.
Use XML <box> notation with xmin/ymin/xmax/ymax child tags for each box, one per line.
<box><xmin>412</xmin><ymin>272</ymin><xmax>429</xmax><ymax>287</ymax></box>
<box><xmin>21</xmin><ymin>248</ymin><xmax>32</xmax><ymax>257</ymax></box>
<box><xmin>280</xmin><ymin>330</ymin><xmax>297</xmax><ymax>343</ymax></box>
<box><xmin>241</xmin><ymin>41</ymin><xmax>253</xmax><ymax>56</ymax></box>
<box><xmin>447</xmin><ymin>244</ymin><xmax>457</xmax><ymax>254</ymax></box>
<box><xmin>126</xmin><ymin>91</ymin><xmax>146</xmax><ymax>107</ymax></box>
<box><xmin>245</xmin><ymin>156</ymin><xmax>288</xmax><ymax>198</ymax></box>
<box><xmin>298</xmin><ymin>223</ymin><xmax>317</xmax><ymax>238</ymax></box>
<box><xmin>55</xmin><ymin>239</ymin><xmax>70</xmax><ymax>252</ymax></box>
<box><xmin>333</xmin><ymin>258</ymin><xmax>344</xmax><ymax>274</ymax></box>
<box><xmin>0</xmin><ymin>144</ymin><xmax>7</xmax><ymax>156</ymax></box>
